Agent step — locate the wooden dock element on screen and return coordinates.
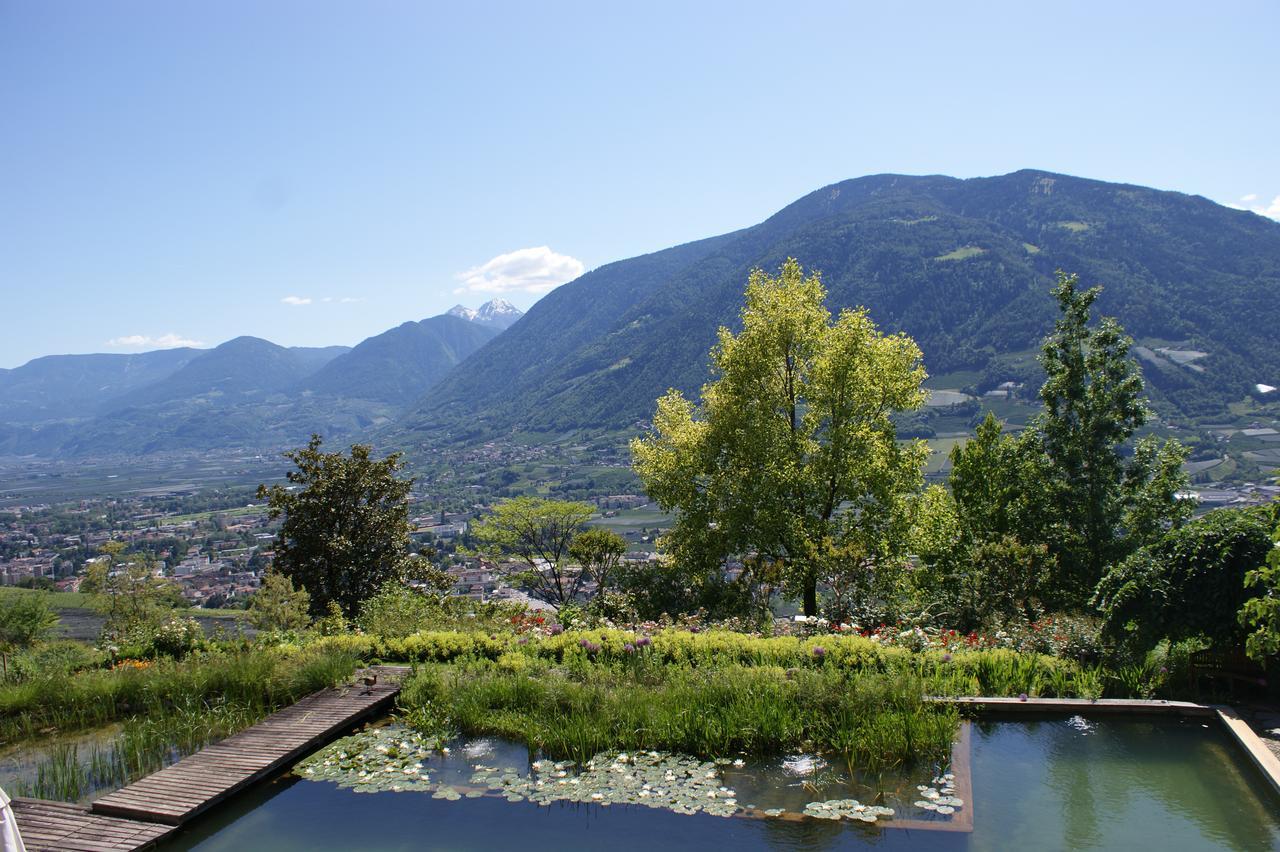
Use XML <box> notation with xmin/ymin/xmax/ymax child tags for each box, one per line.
<box><xmin>11</xmin><ymin>798</ymin><xmax>177</xmax><ymax>851</ymax></box>
<box><xmin>12</xmin><ymin>666</ymin><xmax>407</xmax><ymax>851</ymax></box>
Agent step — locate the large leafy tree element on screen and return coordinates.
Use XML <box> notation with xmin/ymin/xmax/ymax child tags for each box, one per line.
<box><xmin>258</xmin><ymin>435</ymin><xmax>415</xmax><ymax>618</ymax></box>
<box><xmin>632</xmin><ymin>258</ymin><xmax>927</xmax><ymax>617</ymax></box>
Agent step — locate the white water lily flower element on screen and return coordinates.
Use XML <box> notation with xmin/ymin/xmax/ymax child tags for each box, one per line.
<box><xmin>732</xmin><ymin>759</ymin><xmax>745</xmax><ymax>768</ymax></box>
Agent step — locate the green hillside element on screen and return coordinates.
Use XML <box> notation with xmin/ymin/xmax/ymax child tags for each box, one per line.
<box><xmin>394</xmin><ymin>170</ymin><xmax>1280</xmax><ymax>444</ymax></box>
<box><xmin>304</xmin><ymin>315</ymin><xmax>499</xmax><ymax>403</ymax></box>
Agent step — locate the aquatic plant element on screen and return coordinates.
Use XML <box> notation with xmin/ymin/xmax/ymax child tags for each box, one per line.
<box><xmin>398</xmin><ymin>658</ymin><xmax>958</xmax><ymax>771</ymax></box>
<box><xmin>0</xmin><ymin>646</ymin><xmax>358</xmax><ymax>745</ymax></box>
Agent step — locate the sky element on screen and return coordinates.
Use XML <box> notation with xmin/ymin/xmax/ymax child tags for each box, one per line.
<box><xmin>1</xmin><ymin>1</ymin><xmax>1278</xmax><ymax>368</ymax></box>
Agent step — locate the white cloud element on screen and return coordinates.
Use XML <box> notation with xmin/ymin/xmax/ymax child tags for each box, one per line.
<box><xmin>281</xmin><ymin>295</ymin><xmax>312</xmax><ymax>306</ymax></box>
<box><xmin>454</xmin><ymin>246</ymin><xmax>585</xmax><ymax>296</ymax></box>
<box><xmin>106</xmin><ymin>333</ymin><xmax>204</xmax><ymax>350</ymax></box>
<box><xmin>1226</xmin><ymin>193</ymin><xmax>1280</xmax><ymax>221</ymax></box>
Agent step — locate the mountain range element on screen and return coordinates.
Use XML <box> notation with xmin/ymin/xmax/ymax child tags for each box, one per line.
<box><xmin>0</xmin><ymin>301</ymin><xmax>520</xmax><ymax>456</ymax></box>
<box><xmin>395</xmin><ymin>169</ymin><xmax>1280</xmax><ymax>444</ymax></box>
<box><xmin>4</xmin><ymin>170</ymin><xmax>1280</xmax><ymax>460</ymax></box>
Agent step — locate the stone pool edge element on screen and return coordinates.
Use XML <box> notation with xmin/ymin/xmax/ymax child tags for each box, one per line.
<box><xmin>929</xmin><ymin>696</ymin><xmax>1280</xmax><ymax>799</ymax></box>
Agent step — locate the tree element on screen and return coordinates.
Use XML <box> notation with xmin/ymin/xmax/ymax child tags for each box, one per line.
<box><xmin>1033</xmin><ymin>272</ymin><xmax>1190</xmax><ymax>600</ymax></box>
<box><xmin>248</xmin><ymin>571</ymin><xmax>311</xmax><ymax>631</ymax></box>
<box><xmin>0</xmin><ymin>592</ymin><xmax>58</xmax><ymax>679</ymax></box>
<box><xmin>632</xmin><ymin>258</ymin><xmax>927</xmax><ymax>617</ymax></box>
<box><xmin>83</xmin><ymin>541</ymin><xmax>185</xmax><ymax>643</ymax></box>
<box><xmin>258</xmin><ymin>435</ymin><xmax>415</xmax><ymax>618</ymax></box>
<box><xmin>469</xmin><ymin>497</ymin><xmax>597</xmax><ymax>605</ymax></box>
<box><xmin>908</xmin><ymin>484</ymin><xmax>1051</xmax><ymax>630</ymax></box>
<box><xmin>946</xmin><ymin>273</ymin><xmax>1190</xmax><ymax>610</ymax></box>
<box><xmin>568</xmin><ymin>528</ymin><xmax>627</xmax><ymax>596</ymax></box>
<box><xmin>1239</xmin><ymin>512</ymin><xmax>1280</xmax><ymax>662</ymax></box>
<box><xmin>1095</xmin><ymin>506</ymin><xmax>1274</xmax><ymax>653</ymax></box>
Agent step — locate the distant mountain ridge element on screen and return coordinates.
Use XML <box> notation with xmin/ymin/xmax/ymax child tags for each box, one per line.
<box><xmin>303</xmin><ymin>315</ymin><xmax>500</xmax><ymax>404</ymax></box>
<box><xmin>394</xmin><ymin>169</ymin><xmax>1280</xmax><ymax>443</ymax></box>
<box><xmin>0</xmin><ymin>306</ymin><xmax>508</xmax><ymax>456</ymax></box>
<box><xmin>6</xmin><ymin>169</ymin><xmax>1280</xmax><ymax>459</ymax></box>
<box><xmin>446</xmin><ymin>299</ymin><xmax>525</xmax><ymax>330</ymax></box>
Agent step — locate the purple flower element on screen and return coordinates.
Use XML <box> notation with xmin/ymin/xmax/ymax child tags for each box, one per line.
<box><xmin>636</xmin><ymin>636</ymin><xmax>652</xmax><ymax>648</ymax></box>
<box><xmin>812</xmin><ymin>646</ymin><xmax>826</xmax><ymax>658</ymax></box>
<box><xmin>1159</xmin><ymin>666</ymin><xmax>1168</xmax><ymax>675</ymax></box>
<box><xmin>941</xmin><ymin>653</ymin><xmax>953</xmax><ymax>663</ymax></box>
<box><xmin>517</xmin><ymin>636</ymin><xmax>529</xmax><ymax>645</ymax></box>
<box><xmin>548</xmin><ymin>624</ymin><xmax>564</xmax><ymax>636</ymax></box>
<box><xmin>689</xmin><ymin>626</ymin><xmax>701</xmax><ymax>634</ymax></box>
<box><xmin>579</xmin><ymin>638</ymin><xmax>592</xmax><ymax>649</ymax></box>
<box><xmin>623</xmin><ymin>643</ymin><xmax>636</xmax><ymax>654</ymax></box>
<box><xmin>1018</xmin><ymin>693</ymin><xmax>1029</xmax><ymax>702</ymax></box>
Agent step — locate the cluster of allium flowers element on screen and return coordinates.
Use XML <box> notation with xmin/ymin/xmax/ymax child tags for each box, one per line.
<box><xmin>811</xmin><ymin>646</ymin><xmax>827</xmax><ymax>659</ymax></box>
<box><xmin>623</xmin><ymin>643</ymin><xmax>636</xmax><ymax>654</ymax></box>
<box><xmin>578</xmin><ymin>638</ymin><xmax>602</xmax><ymax>656</ymax></box>
<box><xmin>635</xmin><ymin>635</ymin><xmax>652</xmax><ymax>648</ymax></box>
<box><xmin>547</xmin><ymin>623</ymin><xmax>564</xmax><ymax>636</ymax></box>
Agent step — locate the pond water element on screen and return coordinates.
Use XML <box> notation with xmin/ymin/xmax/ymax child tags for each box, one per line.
<box><xmin>161</xmin><ymin>714</ymin><xmax>1280</xmax><ymax>851</ymax></box>
<box><xmin>0</xmin><ymin>723</ymin><xmax>124</xmax><ymax>800</ymax></box>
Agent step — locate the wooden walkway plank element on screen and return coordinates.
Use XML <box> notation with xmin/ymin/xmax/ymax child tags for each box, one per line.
<box><xmin>89</xmin><ymin>666</ymin><xmax>407</xmax><ymax>826</ymax></box>
<box><xmin>11</xmin><ymin>798</ymin><xmax>177</xmax><ymax>852</ymax></box>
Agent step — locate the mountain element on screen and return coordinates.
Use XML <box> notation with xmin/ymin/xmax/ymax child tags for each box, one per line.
<box><xmin>0</xmin><ymin>348</ymin><xmax>201</xmax><ymax>422</ymax></box>
<box><xmin>0</xmin><ymin>307</ymin><xmax>503</xmax><ymax>456</ymax></box>
<box><xmin>447</xmin><ymin>299</ymin><xmax>525</xmax><ymax>330</ymax></box>
<box><xmin>303</xmin><ymin>315</ymin><xmax>500</xmax><ymax>403</ymax></box>
<box><xmin>102</xmin><ymin>337</ymin><xmax>347</xmax><ymax>411</ymax></box>
<box><xmin>395</xmin><ymin>170</ymin><xmax>1280</xmax><ymax>443</ymax></box>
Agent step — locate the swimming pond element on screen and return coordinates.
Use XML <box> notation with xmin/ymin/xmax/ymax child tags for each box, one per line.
<box><xmin>162</xmin><ymin>714</ymin><xmax>1280</xmax><ymax>851</ymax></box>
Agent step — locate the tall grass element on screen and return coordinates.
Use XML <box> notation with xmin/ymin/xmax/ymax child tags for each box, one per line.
<box><xmin>3</xmin><ymin>646</ymin><xmax>359</xmax><ymax>801</ymax></box>
<box><xmin>0</xmin><ymin>646</ymin><xmax>357</xmax><ymax>743</ymax></box>
<box><xmin>399</xmin><ymin>659</ymin><xmax>959</xmax><ymax>772</ymax></box>
<box><xmin>15</xmin><ymin>699</ymin><xmax>267</xmax><ymax>802</ymax></box>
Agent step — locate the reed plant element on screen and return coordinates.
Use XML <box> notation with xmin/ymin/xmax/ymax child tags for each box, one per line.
<box><xmin>399</xmin><ymin>658</ymin><xmax>958</xmax><ymax>771</ymax></box>
<box><xmin>0</xmin><ymin>646</ymin><xmax>358</xmax><ymax>744</ymax></box>
<box><xmin>8</xmin><ymin>646</ymin><xmax>360</xmax><ymax>802</ymax></box>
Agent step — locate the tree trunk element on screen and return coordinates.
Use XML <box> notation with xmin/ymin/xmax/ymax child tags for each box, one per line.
<box><xmin>803</xmin><ymin>573</ymin><xmax>817</xmax><ymax>617</ymax></box>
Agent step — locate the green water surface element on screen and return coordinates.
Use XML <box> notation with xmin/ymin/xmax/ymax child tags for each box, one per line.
<box><xmin>161</xmin><ymin>714</ymin><xmax>1280</xmax><ymax>851</ymax></box>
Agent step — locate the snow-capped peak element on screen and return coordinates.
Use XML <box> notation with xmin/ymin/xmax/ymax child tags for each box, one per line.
<box><xmin>446</xmin><ymin>304</ymin><xmax>478</xmax><ymax>322</ymax></box>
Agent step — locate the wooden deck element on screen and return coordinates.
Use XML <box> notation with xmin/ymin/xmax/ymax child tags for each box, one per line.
<box><xmin>11</xmin><ymin>798</ymin><xmax>177</xmax><ymax>851</ymax></box>
<box><xmin>89</xmin><ymin>666</ymin><xmax>407</xmax><ymax>827</ymax></box>
<box><xmin>11</xmin><ymin>666</ymin><xmax>409</xmax><ymax>850</ymax></box>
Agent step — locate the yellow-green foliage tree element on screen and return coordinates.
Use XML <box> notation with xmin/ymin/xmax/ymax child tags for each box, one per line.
<box><xmin>469</xmin><ymin>497</ymin><xmax>603</xmax><ymax>605</ymax></box>
<box><xmin>248</xmin><ymin>571</ymin><xmax>312</xmax><ymax>632</ymax></box>
<box><xmin>632</xmin><ymin>259</ymin><xmax>928</xmax><ymax>617</ymax></box>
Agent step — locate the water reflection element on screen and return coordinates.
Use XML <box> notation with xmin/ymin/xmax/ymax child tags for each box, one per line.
<box><xmin>162</xmin><ymin>716</ymin><xmax>1280</xmax><ymax>851</ymax></box>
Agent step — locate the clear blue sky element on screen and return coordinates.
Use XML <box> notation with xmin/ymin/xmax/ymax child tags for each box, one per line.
<box><xmin>2</xmin><ymin>0</ymin><xmax>1277</xmax><ymax>368</ymax></box>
